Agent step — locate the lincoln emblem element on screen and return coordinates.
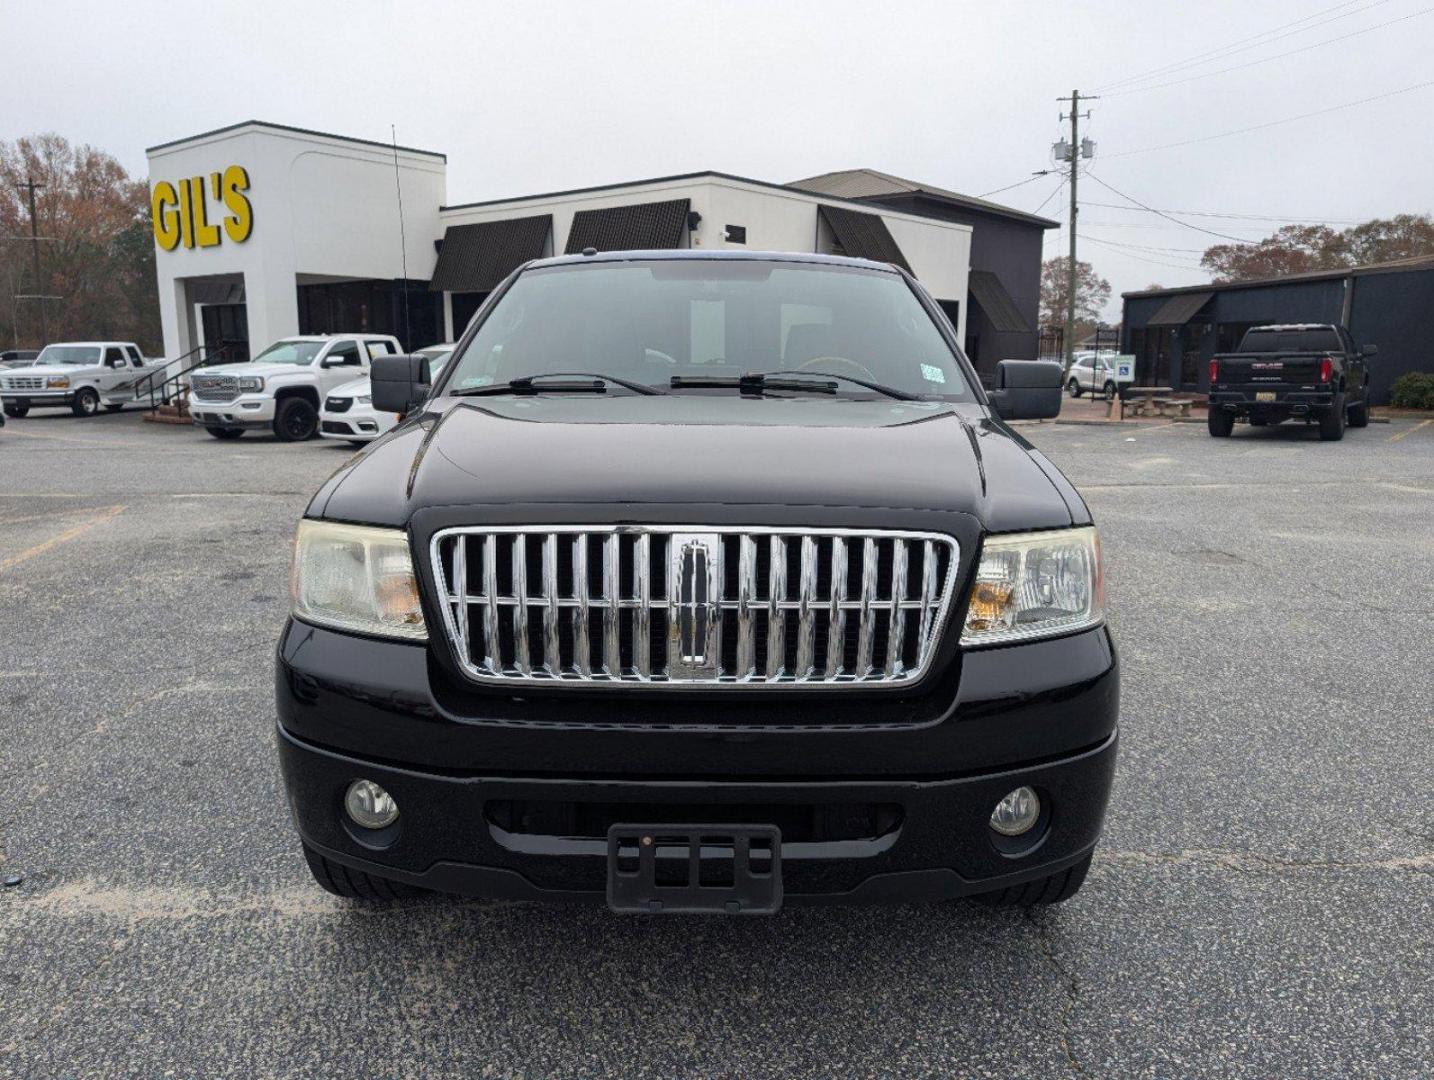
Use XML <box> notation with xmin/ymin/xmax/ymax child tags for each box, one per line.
<box><xmin>668</xmin><ymin>533</ymin><xmax>723</xmax><ymax>677</ymax></box>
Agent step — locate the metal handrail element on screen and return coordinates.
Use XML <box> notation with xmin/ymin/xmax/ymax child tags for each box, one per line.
<box><xmin>132</xmin><ymin>344</ymin><xmax>222</xmax><ymax>411</ymax></box>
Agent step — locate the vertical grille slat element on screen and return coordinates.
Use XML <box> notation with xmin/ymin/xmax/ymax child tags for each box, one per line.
<box><xmin>433</xmin><ymin>527</ymin><xmax>958</xmax><ymax>690</ymax></box>
<box><xmin>573</xmin><ymin>534</ymin><xmax>591</xmax><ymax>676</ymax></box>
<box><xmin>795</xmin><ymin>536</ymin><xmax>819</xmax><ymax>677</ymax></box>
<box><xmin>885</xmin><ymin>540</ymin><xmax>909</xmax><ymax>677</ymax></box>
<box><xmin>765</xmin><ymin>536</ymin><xmax>787</xmax><ymax>679</ymax></box>
<box><xmin>825</xmin><ymin>538</ymin><xmax>848</xmax><ymax>678</ymax></box>
<box><xmin>855</xmin><ymin>538</ymin><xmax>879</xmax><ymax>677</ymax></box>
<box><xmin>512</xmin><ymin>539</ymin><xmax>530</xmax><ymax>675</ymax></box>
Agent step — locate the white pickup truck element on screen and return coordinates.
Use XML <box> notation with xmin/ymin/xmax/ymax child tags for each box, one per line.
<box><xmin>188</xmin><ymin>334</ymin><xmax>402</xmax><ymax>442</ymax></box>
<box><xmin>0</xmin><ymin>342</ymin><xmax>163</xmax><ymax>417</ymax></box>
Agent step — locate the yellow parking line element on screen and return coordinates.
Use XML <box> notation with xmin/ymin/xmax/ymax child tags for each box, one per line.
<box><xmin>1389</xmin><ymin>418</ymin><xmax>1432</xmax><ymax>443</ymax></box>
<box><xmin>0</xmin><ymin>505</ymin><xmax>126</xmax><ymax>572</ymax></box>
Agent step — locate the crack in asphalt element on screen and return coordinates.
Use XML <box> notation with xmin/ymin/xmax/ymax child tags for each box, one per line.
<box><xmin>1028</xmin><ymin>910</ymin><xmax>1084</xmax><ymax>1076</ymax></box>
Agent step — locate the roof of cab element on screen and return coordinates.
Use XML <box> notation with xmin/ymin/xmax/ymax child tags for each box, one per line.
<box><xmin>522</xmin><ymin>248</ymin><xmax>905</xmax><ymax>273</ymax></box>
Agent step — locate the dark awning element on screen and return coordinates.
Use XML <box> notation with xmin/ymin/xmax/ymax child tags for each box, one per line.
<box><xmin>429</xmin><ymin>214</ymin><xmax>552</xmax><ymax>293</ymax></box>
<box><xmin>563</xmin><ymin>199</ymin><xmax>691</xmax><ymax>254</ymax></box>
<box><xmin>817</xmin><ymin>205</ymin><xmax>912</xmax><ymax>273</ymax></box>
<box><xmin>967</xmin><ymin>270</ymin><xmax>1031</xmax><ymax>333</ymax></box>
<box><xmin>1147</xmin><ymin>290</ymin><xmax>1214</xmax><ymax>327</ymax></box>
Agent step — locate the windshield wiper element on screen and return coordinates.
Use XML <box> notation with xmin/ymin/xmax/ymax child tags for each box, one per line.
<box><xmin>761</xmin><ymin>369</ymin><xmax>919</xmax><ymax>401</ymax></box>
<box><xmin>669</xmin><ymin>373</ymin><xmax>837</xmax><ymax>395</ymax></box>
<box><xmin>451</xmin><ymin>372</ymin><xmax>664</xmax><ymax>397</ymax></box>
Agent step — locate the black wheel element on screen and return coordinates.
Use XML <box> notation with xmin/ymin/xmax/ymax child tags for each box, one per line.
<box><xmin>206</xmin><ymin>426</ymin><xmax>244</xmax><ymax>440</ymax></box>
<box><xmin>1102</xmin><ymin>381</ymin><xmax>1117</xmax><ymax>400</ymax></box>
<box><xmin>1207</xmin><ymin>407</ymin><xmax>1235</xmax><ymax>437</ymax></box>
<box><xmin>104</xmin><ymin>403</ymin><xmax>125</xmax><ymax>413</ymax></box>
<box><xmin>973</xmin><ymin>853</ymin><xmax>1093</xmax><ymax>907</ymax></box>
<box><xmin>1347</xmin><ymin>398</ymin><xmax>1369</xmax><ymax>428</ymax></box>
<box><xmin>71</xmin><ymin>387</ymin><xmax>100</xmax><ymax>417</ymax></box>
<box><xmin>273</xmin><ymin>397</ymin><xmax>318</xmax><ymax>442</ymax></box>
<box><xmin>302</xmin><ymin>844</ymin><xmax>422</xmax><ymax>901</ymax></box>
<box><xmin>3</xmin><ymin>402</ymin><xmax>28</xmax><ymax>418</ymax></box>
<box><xmin>1318</xmin><ymin>394</ymin><xmax>1347</xmax><ymax>441</ymax></box>
<box><xmin>1067</xmin><ymin>379</ymin><xmax>1082</xmax><ymax>398</ymax></box>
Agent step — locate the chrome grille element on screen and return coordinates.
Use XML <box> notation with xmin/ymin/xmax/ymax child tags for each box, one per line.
<box><xmin>190</xmin><ymin>374</ymin><xmax>240</xmax><ymax>402</ymax></box>
<box><xmin>431</xmin><ymin>526</ymin><xmax>959</xmax><ymax>689</ymax></box>
<box><xmin>2</xmin><ymin>376</ymin><xmax>45</xmax><ymax>391</ymax></box>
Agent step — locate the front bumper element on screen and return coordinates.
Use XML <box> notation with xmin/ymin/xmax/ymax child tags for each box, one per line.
<box><xmin>190</xmin><ymin>393</ymin><xmax>274</xmax><ymax>428</ymax></box>
<box><xmin>2</xmin><ymin>391</ymin><xmax>72</xmax><ymax>406</ymax></box>
<box><xmin>318</xmin><ymin>403</ymin><xmax>393</xmax><ymax>442</ymax></box>
<box><xmin>276</xmin><ymin>620</ymin><xmax>1119</xmax><ymax>903</ymax></box>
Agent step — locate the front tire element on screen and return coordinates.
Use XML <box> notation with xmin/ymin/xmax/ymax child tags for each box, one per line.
<box><xmin>1067</xmin><ymin>379</ymin><xmax>1082</xmax><ymax>398</ymax></box>
<box><xmin>273</xmin><ymin>397</ymin><xmax>318</xmax><ymax>442</ymax></box>
<box><xmin>1102</xmin><ymin>381</ymin><xmax>1117</xmax><ymax>400</ymax></box>
<box><xmin>302</xmin><ymin>844</ymin><xmax>422</xmax><ymax>902</ymax></box>
<box><xmin>206</xmin><ymin>426</ymin><xmax>244</xmax><ymax>440</ymax></box>
<box><xmin>1318</xmin><ymin>394</ymin><xmax>1347</xmax><ymax>441</ymax></box>
<box><xmin>1347</xmin><ymin>398</ymin><xmax>1370</xmax><ymax>428</ymax></box>
<box><xmin>973</xmin><ymin>853</ymin><xmax>1093</xmax><ymax>907</ymax></box>
<box><xmin>71</xmin><ymin>387</ymin><xmax>100</xmax><ymax>417</ymax></box>
<box><xmin>3</xmin><ymin>402</ymin><xmax>28</xmax><ymax>418</ymax></box>
<box><xmin>1208</xmin><ymin>407</ymin><xmax>1235</xmax><ymax>437</ymax></box>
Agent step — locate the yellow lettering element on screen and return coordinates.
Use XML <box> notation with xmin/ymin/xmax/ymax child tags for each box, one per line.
<box><xmin>193</xmin><ymin>174</ymin><xmax>222</xmax><ymax>248</ymax></box>
<box><xmin>221</xmin><ymin>165</ymin><xmax>253</xmax><ymax>243</ymax></box>
<box><xmin>151</xmin><ymin>181</ymin><xmax>180</xmax><ymax>251</ymax></box>
<box><xmin>176</xmin><ymin>177</ymin><xmax>195</xmax><ymax>249</ymax></box>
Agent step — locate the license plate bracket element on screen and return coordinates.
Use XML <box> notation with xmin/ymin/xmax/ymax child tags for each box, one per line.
<box><xmin>607</xmin><ymin>824</ymin><xmax>782</xmax><ymax>914</ymax></box>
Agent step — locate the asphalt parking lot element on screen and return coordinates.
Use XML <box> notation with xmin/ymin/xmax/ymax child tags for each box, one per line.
<box><xmin>2</xmin><ymin>406</ymin><xmax>1431</xmax><ymax>1079</ymax></box>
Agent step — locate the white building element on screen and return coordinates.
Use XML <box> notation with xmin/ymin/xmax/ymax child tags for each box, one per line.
<box><xmin>146</xmin><ymin>121</ymin><xmax>1052</xmax><ymax>373</ymax></box>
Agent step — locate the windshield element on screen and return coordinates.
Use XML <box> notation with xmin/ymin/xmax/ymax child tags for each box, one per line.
<box><xmin>441</xmin><ymin>261</ymin><xmax>970</xmax><ymax>398</ymax></box>
<box><xmin>35</xmin><ymin>345</ymin><xmax>101</xmax><ymax>366</ymax></box>
<box><xmin>1240</xmin><ymin>328</ymin><xmax>1342</xmax><ymax>353</ymax></box>
<box><xmin>417</xmin><ymin>346</ymin><xmax>454</xmax><ymax>378</ymax></box>
<box><xmin>252</xmin><ymin>340</ymin><xmax>324</xmax><ymax>366</ymax></box>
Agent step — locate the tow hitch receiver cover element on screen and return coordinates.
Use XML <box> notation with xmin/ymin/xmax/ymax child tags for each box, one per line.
<box><xmin>607</xmin><ymin>824</ymin><xmax>782</xmax><ymax>914</ymax></box>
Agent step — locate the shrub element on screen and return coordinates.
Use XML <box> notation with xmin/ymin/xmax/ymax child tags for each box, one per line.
<box><xmin>1390</xmin><ymin>372</ymin><xmax>1434</xmax><ymax>409</ymax></box>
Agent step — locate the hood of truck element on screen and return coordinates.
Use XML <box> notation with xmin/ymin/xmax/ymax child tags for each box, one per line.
<box><xmin>1</xmin><ymin>364</ymin><xmax>91</xmax><ymax>378</ymax></box>
<box><xmin>194</xmin><ymin>363</ymin><xmax>320</xmax><ymax>380</ymax></box>
<box><xmin>310</xmin><ymin>396</ymin><xmax>1087</xmax><ymax>534</ymax></box>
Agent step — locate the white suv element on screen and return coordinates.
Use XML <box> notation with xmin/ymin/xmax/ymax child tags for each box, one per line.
<box><xmin>320</xmin><ymin>344</ymin><xmax>454</xmax><ymax>445</ymax></box>
<box><xmin>1065</xmin><ymin>352</ymin><xmax>1123</xmax><ymax>400</ymax></box>
<box><xmin>189</xmin><ymin>335</ymin><xmax>401</xmax><ymax>441</ymax></box>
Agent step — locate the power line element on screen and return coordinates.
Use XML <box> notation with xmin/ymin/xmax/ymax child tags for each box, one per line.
<box><xmin>1094</xmin><ymin>0</ymin><xmax>1374</xmax><ymax>91</ymax></box>
<box><xmin>1103</xmin><ymin>78</ymin><xmax>1434</xmax><ymax>159</ymax></box>
<box><xmin>1080</xmin><ymin>234</ymin><xmax>1213</xmax><ymax>273</ymax></box>
<box><xmin>1082</xmin><ymin>173</ymin><xmax>1254</xmax><ymax>243</ymax></box>
<box><xmin>976</xmin><ymin>172</ymin><xmax>1052</xmax><ymax>198</ymax></box>
<box><xmin>1102</xmin><ymin>6</ymin><xmax>1429</xmax><ymax>97</ymax></box>
<box><xmin>1031</xmin><ymin>175</ymin><xmax>1068</xmax><ymax>216</ymax></box>
<box><xmin>1078</xmin><ymin>200</ymin><xmax>1361</xmax><ymax>225</ymax></box>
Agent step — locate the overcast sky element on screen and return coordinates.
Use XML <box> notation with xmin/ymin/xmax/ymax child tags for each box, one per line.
<box><xmin>7</xmin><ymin>0</ymin><xmax>1433</xmax><ymax>318</ymax></box>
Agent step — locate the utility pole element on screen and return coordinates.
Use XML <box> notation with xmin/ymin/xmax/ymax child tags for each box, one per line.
<box><xmin>19</xmin><ymin>177</ymin><xmax>49</xmax><ymax>342</ymax></box>
<box><xmin>1055</xmin><ymin>91</ymin><xmax>1095</xmax><ymax>372</ymax></box>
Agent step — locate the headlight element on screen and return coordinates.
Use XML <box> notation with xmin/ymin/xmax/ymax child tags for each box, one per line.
<box><xmin>961</xmin><ymin>526</ymin><xmax>1103</xmax><ymax>646</ymax></box>
<box><xmin>47</xmin><ymin>376</ymin><xmax>70</xmax><ymax>388</ymax></box>
<box><xmin>290</xmin><ymin>520</ymin><xmax>427</xmax><ymax>640</ymax></box>
<box><xmin>356</xmin><ymin>395</ymin><xmax>372</xmax><ymax>405</ymax></box>
<box><xmin>238</xmin><ymin>376</ymin><xmax>264</xmax><ymax>391</ymax></box>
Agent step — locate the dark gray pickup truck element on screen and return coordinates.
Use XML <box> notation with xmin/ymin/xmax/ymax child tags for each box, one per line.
<box><xmin>1208</xmin><ymin>324</ymin><xmax>1376</xmax><ymax>441</ymax></box>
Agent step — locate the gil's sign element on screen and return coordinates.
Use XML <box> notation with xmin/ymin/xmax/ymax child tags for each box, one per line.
<box><xmin>151</xmin><ymin>166</ymin><xmax>252</xmax><ymax>251</ymax></box>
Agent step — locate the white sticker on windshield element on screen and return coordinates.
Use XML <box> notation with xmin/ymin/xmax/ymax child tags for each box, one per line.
<box><xmin>920</xmin><ymin>364</ymin><xmax>946</xmax><ymax>384</ymax></box>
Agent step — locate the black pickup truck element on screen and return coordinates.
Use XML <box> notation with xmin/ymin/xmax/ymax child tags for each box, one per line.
<box><xmin>1208</xmin><ymin>323</ymin><xmax>1376</xmax><ymax>440</ymax></box>
<box><xmin>276</xmin><ymin>250</ymin><xmax>1116</xmax><ymax>914</ymax></box>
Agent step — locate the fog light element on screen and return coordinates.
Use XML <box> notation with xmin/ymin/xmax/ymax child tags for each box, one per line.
<box><xmin>990</xmin><ymin>786</ymin><xmax>1041</xmax><ymax>836</ymax></box>
<box><xmin>345</xmin><ymin>779</ymin><xmax>398</xmax><ymax>829</ymax></box>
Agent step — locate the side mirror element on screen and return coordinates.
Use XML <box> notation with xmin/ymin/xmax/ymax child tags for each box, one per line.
<box><xmin>1362</xmin><ymin>344</ymin><xmax>1378</xmax><ymax>357</ymax></box>
<box><xmin>988</xmin><ymin>359</ymin><xmax>1063</xmax><ymax>421</ymax></box>
<box><xmin>371</xmin><ymin>354</ymin><xmax>432</xmax><ymax>414</ymax></box>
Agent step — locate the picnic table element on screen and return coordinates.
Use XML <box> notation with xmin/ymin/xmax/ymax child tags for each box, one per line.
<box><xmin>1114</xmin><ymin>386</ymin><xmax>1195</xmax><ymax>420</ymax></box>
